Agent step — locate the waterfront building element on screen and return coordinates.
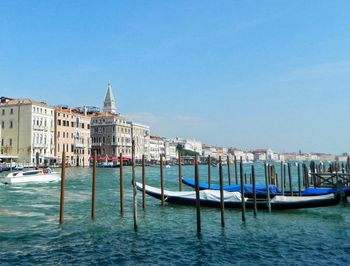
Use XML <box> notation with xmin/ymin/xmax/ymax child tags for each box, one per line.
<box><xmin>128</xmin><ymin>122</ymin><xmax>150</xmax><ymax>159</ymax></box>
<box><xmin>245</xmin><ymin>152</ymin><xmax>254</xmax><ymax>162</ymax></box>
<box><xmin>318</xmin><ymin>153</ymin><xmax>336</xmax><ymax>162</ymax></box>
<box><xmin>164</xmin><ymin>139</ymin><xmax>178</xmax><ymax>161</ymax></box>
<box><xmin>202</xmin><ymin>145</ymin><xmax>219</xmax><ymax>159</ymax></box>
<box><xmin>336</xmin><ymin>155</ymin><xmax>348</xmax><ymax>162</ymax></box>
<box><xmin>202</xmin><ymin>144</ymin><xmax>213</xmax><ymax>157</ymax></box>
<box><xmin>54</xmin><ymin>106</ymin><xmax>91</xmax><ymax>166</ymax></box>
<box><xmin>0</xmin><ymin>97</ymin><xmax>55</xmax><ymax>165</ymax></box>
<box><xmin>295</xmin><ymin>154</ymin><xmax>306</xmax><ymax>161</ymax></box>
<box><xmin>282</xmin><ymin>153</ymin><xmax>297</xmax><ymax>161</ymax></box>
<box><xmin>253</xmin><ymin>151</ymin><xmax>267</xmax><ymax>162</ymax></box>
<box><xmin>149</xmin><ymin>136</ymin><xmax>165</xmax><ymax>161</ymax></box>
<box><xmin>272</xmin><ymin>153</ymin><xmax>285</xmax><ymax>162</ymax></box>
<box><xmin>171</xmin><ymin>137</ymin><xmax>202</xmax><ymax>154</ymax></box>
<box><xmin>90</xmin><ymin>113</ymin><xmax>132</xmax><ymax>159</ymax></box>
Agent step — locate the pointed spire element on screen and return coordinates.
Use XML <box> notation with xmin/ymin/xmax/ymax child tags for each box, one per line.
<box><xmin>103</xmin><ymin>81</ymin><xmax>117</xmax><ymax>114</ymax></box>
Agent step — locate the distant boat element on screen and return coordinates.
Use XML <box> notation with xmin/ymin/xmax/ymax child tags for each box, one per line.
<box><xmin>3</xmin><ymin>168</ymin><xmax>60</xmax><ymax>184</ymax></box>
<box><xmin>97</xmin><ymin>162</ymin><xmax>120</xmax><ymax>168</ymax></box>
<box><xmin>136</xmin><ymin>182</ymin><xmax>341</xmax><ymax>210</ymax></box>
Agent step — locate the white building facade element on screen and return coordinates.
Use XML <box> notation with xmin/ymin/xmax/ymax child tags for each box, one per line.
<box><xmin>0</xmin><ymin>97</ymin><xmax>55</xmax><ymax>165</ymax></box>
<box><xmin>129</xmin><ymin>122</ymin><xmax>150</xmax><ymax>160</ymax></box>
<box><xmin>149</xmin><ymin>136</ymin><xmax>165</xmax><ymax>161</ymax></box>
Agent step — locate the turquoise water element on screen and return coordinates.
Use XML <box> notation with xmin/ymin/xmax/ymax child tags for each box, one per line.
<box><xmin>1</xmin><ymin>164</ymin><xmax>349</xmax><ymax>265</ymax></box>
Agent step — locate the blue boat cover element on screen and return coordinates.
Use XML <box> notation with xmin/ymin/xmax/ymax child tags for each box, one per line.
<box><xmin>181</xmin><ymin>178</ymin><xmax>281</xmax><ymax>195</ymax></box>
<box><xmin>302</xmin><ymin>188</ymin><xmax>336</xmax><ymax>195</ymax></box>
<box><xmin>182</xmin><ymin>178</ymin><xmax>348</xmax><ymax>196</ymax></box>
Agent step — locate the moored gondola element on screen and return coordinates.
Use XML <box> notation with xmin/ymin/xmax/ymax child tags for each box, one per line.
<box><xmin>136</xmin><ymin>182</ymin><xmax>341</xmax><ymax>210</ymax></box>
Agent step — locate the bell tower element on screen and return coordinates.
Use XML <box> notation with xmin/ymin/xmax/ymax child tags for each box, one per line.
<box><xmin>103</xmin><ymin>81</ymin><xmax>117</xmax><ymax>114</ymax></box>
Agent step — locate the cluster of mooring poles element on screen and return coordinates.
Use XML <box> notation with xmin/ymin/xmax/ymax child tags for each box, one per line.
<box><xmin>59</xmin><ymin>151</ymin><xmax>350</xmax><ymax>232</ymax></box>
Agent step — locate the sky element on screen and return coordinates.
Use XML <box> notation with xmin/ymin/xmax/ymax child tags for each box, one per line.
<box><xmin>1</xmin><ymin>1</ymin><xmax>350</xmax><ymax>154</ymax></box>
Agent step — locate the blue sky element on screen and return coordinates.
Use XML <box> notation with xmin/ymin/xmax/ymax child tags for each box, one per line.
<box><xmin>1</xmin><ymin>1</ymin><xmax>350</xmax><ymax>154</ymax></box>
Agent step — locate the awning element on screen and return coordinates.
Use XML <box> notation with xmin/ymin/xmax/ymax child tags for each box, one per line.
<box><xmin>0</xmin><ymin>155</ymin><xmax>19</xmax><ymax>159</ymax></box>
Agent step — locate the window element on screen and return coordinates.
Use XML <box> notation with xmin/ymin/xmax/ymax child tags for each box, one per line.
<box><xmin>58</xmin><ymin>144</ymin><xmax>60</xmax><ymax>153</ymax></box>
<box><xmin>1</xmin><ymin>121</ymin><xmax>4</xmax><ymax>129</ymax></box>
<box><xmin>71</xmin><ymin>145</ymin><xmax>74</xmax><ymax>152</ymax></box>
<box><xmin>1</xmin><ymin>110</ymin><xmax>4</xmax><ymax>115</ymax></box>
<box><xmin>63</xmin><ymin>120</ymin><xmax>66</xmax><ymax>126</ymax></box>
<box><xmin>9</xmin><ymin>138</ymin><xmax>12</xmax><ymax>146</ymax></box>
<box><xmin>1</xmin><ymin>138</ymin><xmax>3</xmax><ymax>146</ymax></box>
<box><xmin>87</xmin><ymin>125</ymin><xmax>90</xmax><ymax>129</ymax></box>
<box><xmin>9</xmin><ymin>121</ymin><xmax>13</xmax><ymax>128</ymax></box>
<box><xmin>58</xmin><ymin>119</ymin><xmax>61</xmax><ymax>126</ymax></box>
<box><xmin>71</xmin><ymin>122</ymin><xmax>74</xmax><ymax>127</ymax></box>
<box><xmin>82</xmin><ymin>123</ymin><xmax>85</xmax><ymax>129</ymax></box>
<box><xmin>10</xmin><ymin>108</ymin><xmax>13</xmax><ymax>114</ymax></box>
<box><xmin>58</xmin><ymin>131</ymin><xmax>60</xmax><ymax>137</ymax></box>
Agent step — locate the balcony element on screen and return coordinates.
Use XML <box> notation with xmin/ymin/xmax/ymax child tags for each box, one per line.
<box><xmin>74</xmin><ymin>142</ymin><xmax>85</xmax><ymax>148</ymax></box>
<box><xmin>33</xmin><ymin>143</ymin><xmax>49</xmax><ymax>148</ymax></box>
<box><xmin>91</xmin><ymin>142</ymin><xmax>102</xmax><ymax>146</ymax></box>
<box><xmin>33</xmin><ymin>124</ymin><xmax>44</xmax><ymax>131</ymax></box>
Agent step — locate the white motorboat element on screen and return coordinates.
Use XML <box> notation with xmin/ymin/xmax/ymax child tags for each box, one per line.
<box><xmin>3</xmin><ymin>168</ymin><xmax>60</xmax><ymax>184</ymax></box>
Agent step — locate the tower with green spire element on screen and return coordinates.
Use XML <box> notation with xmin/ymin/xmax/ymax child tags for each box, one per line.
<box><xmin>103</xmin><ymin>81</ymin><xmax>117</xmax><ymax>114</ymax></box>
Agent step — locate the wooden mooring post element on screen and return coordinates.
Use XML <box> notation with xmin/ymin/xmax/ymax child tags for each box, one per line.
<box><xmin>283</xmin><ymin>163</ymin><xmax>286</xmax><ymax>190</ymax></box>
<box><xmin>91</xmin><ymin>150</ymin><xmax>97</xmax><ymax>220</ymax></box>
<box><xmin>252</xmin><ymin>165</ymin><xmax>257</xmax><ymax>218</ymax></box>
<box><xmin>281</xmin><ymin>162</ymin><xmax>285</xmax><ymax>196</ymax></box>
<box><xmin>142</xmin><ymin>154</ymin><xmax>146</xmax><ymax>209</ymax></box>
<box><xmin>208</xmin><ymin>155</ymin><xmax>211</xmax><ymax>189</ymax></box>
<box><xmin>240</xmin><ymin>157</ymin><xmax>246</xmax><ymax>222</ymax></box>
<box><xmin>265</xmin><ymin>162</ymin><xmax>271</xmax><ymax>212</ymax></box>
<box><xmin>234</xmin><ymin>155</ymin><xmax>238</xmax><ymax>184</ymax></box>
<box><xmin>160</xmin><ymin>154</ymin><xmax>164</xmax><ymax>207</ymax></box>
<box><xmin>311</xmin><ymin>161</ymin><xmax>316</xmax><ymax>188</ymax></box>
<box><xmin>194</xmin><ymin>155</ymin><xmax>201</xmax><ymax>233</ymax></box>
<box><xmin>119</xmin><ymin>153</ymin><xmax>124</xmax><ymax>214</ymax></box>
<box><xmin>227</xmin><ymin>155</ymin><xmax>231</xmax><ymax>185</ymax></box>
<box><xmin>303</xmin><ymin>164</ymin><xmax>309</xmax><ymax>188</ymax></box>
<box><xmin>59</xmin><ymin>151</ymin><xmax>66</xmax><ymax>224</ymax></box>
<box><xmin>178</xmin><ymin>153</ymin><xmax>182</xmax><ymax>191</ymax></box>
<box><xmin>297</xmin><ymin>163</ymin><xmax>302</xmax><ymax>196</ymax></box>
<box><xmin>288</xmin><ymin>163</ymin><xmax>293</xmax><ymax>196</ymax></box>
<box><xmin>132</xmin><ymin>138</ymin><xmax>137</xmax><ymax>231</ymax></box>
<box><xmin>219</xmin><ymin>156</ymin><xmax>225</xmax><ymax>227</ymax></box>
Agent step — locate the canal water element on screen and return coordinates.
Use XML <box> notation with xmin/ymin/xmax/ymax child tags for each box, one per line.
<box><xmin>1</xmin><ymin>164</ymin><xmax>349</xmax><ymax>265</ymax></box>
